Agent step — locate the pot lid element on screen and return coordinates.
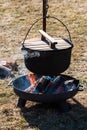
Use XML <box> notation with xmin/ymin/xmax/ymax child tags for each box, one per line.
<box><xmin>23</xmin><ymin>37</ymin><xmax>73</xmax><ymax>51</ymax></box>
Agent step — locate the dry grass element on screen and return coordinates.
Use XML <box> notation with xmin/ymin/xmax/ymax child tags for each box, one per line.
<box><xmin>0</xmin><ymin>0</ymin><xmax>87</xmax><ymax>130</ymax></box>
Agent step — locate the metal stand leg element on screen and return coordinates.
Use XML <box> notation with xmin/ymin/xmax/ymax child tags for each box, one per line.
<box><xmin>16</xmin><ymin>97</ymin><xmax>26</xmax><ymax>108</ymax></box>
<box><xmin>58</xmin><ymin>100</ymin><xmax>71</xmax><ymax>113</ymax></box>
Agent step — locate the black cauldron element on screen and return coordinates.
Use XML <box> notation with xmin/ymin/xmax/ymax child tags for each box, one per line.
<box><xmin>22</xmin><ymin>43</ymin><xmax>73</xmax><ymax>76</ymax></box>
<box><xmin>22</xmin><ymin>16</ymin><xmax>73</xmax><ymax>76</ymax></box>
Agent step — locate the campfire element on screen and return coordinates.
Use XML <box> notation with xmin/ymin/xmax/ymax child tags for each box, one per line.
<box><xmin>24</xmin><ymin>73</ymin><xmax>78</xmax><ymax>94</ymax></box>
<box><xmin>12</xmin><ymin>0</ymin><xmax>83</xmax><ymax>112</ymax></box>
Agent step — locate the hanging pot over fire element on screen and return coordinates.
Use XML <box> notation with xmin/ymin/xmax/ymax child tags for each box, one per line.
<box><xmin>21</xmin><ymin>0</ymin><xmax>73</xmax><ymax>76</ymax></box>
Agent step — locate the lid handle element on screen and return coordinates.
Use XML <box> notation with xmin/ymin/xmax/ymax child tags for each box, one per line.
<box><xmin>39</xmin><ymin>30</ymin><xmax>57</xmax><ymax>49</ymax></box>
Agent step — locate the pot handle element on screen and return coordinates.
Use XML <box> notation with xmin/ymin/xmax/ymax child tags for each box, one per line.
<box><xmin>22</xmin><ymin>15</ymin><xmax>72</xmax><ymax>47</ymax></box>
<box><xmin>78</xmin><ymin>85</ymin><xmax>84</xmax><ymax>91</ymax></box>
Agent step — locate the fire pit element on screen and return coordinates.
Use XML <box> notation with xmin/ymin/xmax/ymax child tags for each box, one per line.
<box><xmin>13</xmin><ymin>74</ymin><xmax>79</xmax><ymax>102</ymax></box>
<box><xmin>13</xmin><ymin>74</ymin><xmax>80</xmax><ymax>109</ymax></box>
<box><xmin>12</xmin><ymin>1</ymin><xmax>83</xmax><ymax>112</ymax></box>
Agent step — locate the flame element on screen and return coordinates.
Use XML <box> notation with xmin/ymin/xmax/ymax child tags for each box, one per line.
<box><xmin>29</xmin><ymin>72</ymin><xmax>37</xmax><ymax>85</ymax></box>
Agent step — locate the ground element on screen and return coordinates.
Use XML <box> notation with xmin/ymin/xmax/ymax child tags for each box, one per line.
<box><xmin>0</xmin><ymin>0</ymin><xmax>87</xmax><ymax>130</ymax></box>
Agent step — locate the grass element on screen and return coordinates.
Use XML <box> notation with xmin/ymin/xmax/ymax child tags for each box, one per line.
<box><xmin>0</xmin><ymin>0</ymin><xmax>87</xmax><ymax>129</ymax></box>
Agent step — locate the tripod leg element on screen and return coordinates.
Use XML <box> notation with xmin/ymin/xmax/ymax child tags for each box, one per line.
<box><xmin>16</xmin><ymin>97</ymin><xmax>26</xmax><ymax>108</ymax></box>
<box><xmin>58</xmin><ymin>100</ymin><xmax>71</xmax><ymax>113</ymax></box>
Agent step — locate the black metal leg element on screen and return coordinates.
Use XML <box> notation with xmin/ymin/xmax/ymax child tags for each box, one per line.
<box><xmin>16</xmin><ymin>97</ymin><xmax>26</xmax><ymax>108</ymax></box>
<box><xmin>58</xmin><ymin>100</ymin><xmax>71</xmax><ymax>113</ymax></box>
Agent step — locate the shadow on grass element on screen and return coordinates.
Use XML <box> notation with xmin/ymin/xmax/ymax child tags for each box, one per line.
<box><xmin>21</xmin><ymin>98</ymin><xmax>87</xmax><ymax>130</ymax></box>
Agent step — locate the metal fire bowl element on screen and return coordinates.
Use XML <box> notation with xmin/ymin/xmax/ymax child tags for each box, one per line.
<box><xmin>13</xmin><ymin>75</ymin><xmax>79</xmax><ymax>103</ymax></box>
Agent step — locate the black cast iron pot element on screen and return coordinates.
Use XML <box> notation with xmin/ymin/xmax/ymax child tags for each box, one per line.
<box><xmin>22</xmin><ymin>16</ymin><xmax>73</xmax><ymax>76</ymax></box>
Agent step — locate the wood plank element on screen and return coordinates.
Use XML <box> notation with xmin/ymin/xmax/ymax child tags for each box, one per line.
<box><xmin>24</xmin><ymin>37</ymin><xmax>72</xmax><ymax>50</ymax></box>
<box><xmin>39</xmin><ymin>30</ymin><xmax>57</xmax><ymax>44</ymax></box>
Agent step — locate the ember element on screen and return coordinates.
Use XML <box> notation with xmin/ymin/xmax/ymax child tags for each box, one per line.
<box><xmin>29</xmin><ymin>72</ymin><xmax>37</xmax><ymax>85</ymax></box>
<box><xmin>20</xmin><ymin>74</ymin><xmax>77</xmax><ymax>95</ymax></box>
